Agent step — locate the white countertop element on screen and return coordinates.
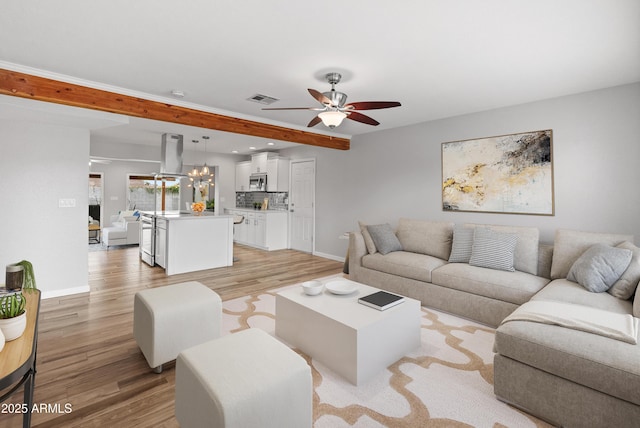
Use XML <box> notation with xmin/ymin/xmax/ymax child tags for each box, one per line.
<box><xmin>228</xmin><ymin>207</ymin><xmax>288</xmax><ymax>214</ymax></box>
<box><xmin>141</xmin><ymin>211</ymin><xmax>233</xmax><ymax>220</ymax></box>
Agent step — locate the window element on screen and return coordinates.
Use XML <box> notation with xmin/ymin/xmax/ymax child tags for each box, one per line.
<box><xmin>128</xmin><ymin>175</ymin><xmax>181</xmax><ymax>211</ymax></box>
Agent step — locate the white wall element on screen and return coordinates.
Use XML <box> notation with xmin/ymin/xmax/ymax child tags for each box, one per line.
<box><xmin>0</xmin><ymin>119</ymin><xmax>90</xmax><ymax>298</ymax></box>
<box><xmin>281</xmin><ymin>83</ymin><xmax>640</xmax><ymax>259</ymax></box>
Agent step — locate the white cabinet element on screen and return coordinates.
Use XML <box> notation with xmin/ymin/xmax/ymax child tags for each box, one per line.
<box><xmin>251</xmin><ymin>152</ymin><xmax>269</xmax><ymax>174</ymax></box>
<box><xmin>156</xmin><ymin>227</ymin><xmax>167</xmax><ymax>268</ymax></box>
<box><xmin>235</xmin><ymin>161</ymin><xmax>251</xmax><ymax>191</ymax></box>
<box><xmin>247</xmin><ymin>212</ymin><xmax>266</xmax><ymax>247</ymax></box>
<box><xmin>266</xmin><ymin>157</ymin><xmax>290</xmax><ymax>192</ymax></box>
<box><xmin>226</xmin><ymin>208</ymin><xmax>287</xmax><ymax>250</ymax></box>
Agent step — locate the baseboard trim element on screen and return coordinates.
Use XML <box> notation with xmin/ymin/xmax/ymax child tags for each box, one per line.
<box><xmin>41</xmin><ymin>285</ymin><xmax>90</xmax><ymax>300</ymax></box>
<box><xmin>313</xmin><ymin>251</ymin><xmax>345</xmax><ymax>263</ymax></box>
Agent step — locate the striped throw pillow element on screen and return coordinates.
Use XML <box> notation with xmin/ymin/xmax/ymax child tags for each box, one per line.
<box><xmin>448</xmin><ymin>226</ymin><xmax>475</xmax><ymax>263</ymax></box>
<box><xmin>469</xmin><ymin>228</ymin><xmax>517</xmax><ymax>272</ymax></box>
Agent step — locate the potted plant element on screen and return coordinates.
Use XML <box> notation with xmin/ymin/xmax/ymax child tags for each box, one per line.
<box><xmin>16</xmin><ymin>260</ymin><xmax>36</xmax><ymax>289</ymax></box>
<box><xmin>0</xmin><ymin>293</ymin><xmax>27</xmax><ymax>341</ymax></box>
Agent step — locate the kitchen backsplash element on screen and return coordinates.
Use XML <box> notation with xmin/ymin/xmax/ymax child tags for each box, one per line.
<box><xmin>236</xmin><ymin>192</ymin><xmax>289</xmax><ymax>210</ymax></box>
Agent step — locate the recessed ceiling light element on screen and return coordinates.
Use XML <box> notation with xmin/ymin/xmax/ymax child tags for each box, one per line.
<box><xmin>232</xmin><ymin>150</ymin><xmax>239</xmax><ymax>154</ymax></box>
<box><xmin>171</xmin><ymin>89</ymin><xmax>185</xmax><ymax>98</ymax></box>
<box><xmin>267</xmin><ymin>142</ymin><xmax>275</xmax><ymax>146</ymax></box>
<box><xmin>249</xmin><ymin>146</ymin><xmax>256</xmax><ymax>150</ymax></box>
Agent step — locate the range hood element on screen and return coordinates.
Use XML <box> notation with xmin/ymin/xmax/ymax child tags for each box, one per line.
<box><xmin>160</xmin><ymin>133</ymin><xmax>184</xmax><ymax>174</ymax></box>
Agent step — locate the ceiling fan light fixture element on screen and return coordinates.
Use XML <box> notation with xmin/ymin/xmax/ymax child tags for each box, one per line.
<box><xmin>318</xmin><ymin>110</ymin><xmax>347</xmax><ymax>128</ymax></box>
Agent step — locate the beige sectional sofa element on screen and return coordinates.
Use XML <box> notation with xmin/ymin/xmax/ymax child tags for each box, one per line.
<box><xmin>348</xmin><ymin>219</ymin><xmax>640</xmax><ymax>427</ymax></box>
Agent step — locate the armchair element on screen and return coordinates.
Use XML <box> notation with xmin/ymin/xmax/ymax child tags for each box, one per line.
<box><xmin>103</xmin><ymin>211</ymin><xmax>140</xmax><ymax>248</ymax></box>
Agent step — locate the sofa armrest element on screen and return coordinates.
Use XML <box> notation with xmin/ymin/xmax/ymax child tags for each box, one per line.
<box><xmin>125</xmin><ymin>220</ymin><xmax>140</xmax><ymax>241</ymax></box>
<box><xmin>348</xmin><ymin>232</ymin><xmax>368</xmax><ymax>273</ymax></box>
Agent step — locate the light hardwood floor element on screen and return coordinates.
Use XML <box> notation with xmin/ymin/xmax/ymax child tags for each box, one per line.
<box><xmin>2</xmin><ymin>244</ymin><xmax>343</xmax><ymax>427</ymax></box>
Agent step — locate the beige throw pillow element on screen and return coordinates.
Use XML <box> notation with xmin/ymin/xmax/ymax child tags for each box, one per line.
<box><xmin>358</xmin><ymin>221</ymin><xmax>377</xmax><ymax>255</ymax></box>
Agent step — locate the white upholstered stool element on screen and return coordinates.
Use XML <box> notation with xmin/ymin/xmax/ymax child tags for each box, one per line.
<box><xmin>133</xmin><ymin>281</ymin><xmax>221</xmax><ymax>373</ymax></box>
<box><xmin>175</xmin><ymin>328</ymin><xmax>312</xmax><ymax>428</ymax></box>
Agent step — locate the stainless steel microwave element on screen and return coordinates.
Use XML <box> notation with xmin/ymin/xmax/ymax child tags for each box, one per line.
<box><xmin>249</xmin><ymin>173</ymin><xmax>267</xmax><ymax>191</ymax></box>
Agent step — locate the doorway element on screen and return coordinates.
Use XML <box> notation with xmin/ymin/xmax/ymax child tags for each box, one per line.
<box><xmin>289</xmin><ymin>159</ymin><xmax>315</xmax><ymax>253</ymax></box>
<box><xmin>89</xmin><ymin>173</ymin><xmax>104</xmax><ymax>242</ymax></box>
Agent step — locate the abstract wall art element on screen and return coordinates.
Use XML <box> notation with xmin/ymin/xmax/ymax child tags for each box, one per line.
<box><xmin>442</xmin><ymin>130</ymin><xmax>554</xmax><ymax>215</ymax></box>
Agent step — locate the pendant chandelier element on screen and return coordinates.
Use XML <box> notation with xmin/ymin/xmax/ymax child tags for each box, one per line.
<box><xmin>188</xmin><ymin>136</ymin><xmax>214</xmax><ymax>189</ymax></box>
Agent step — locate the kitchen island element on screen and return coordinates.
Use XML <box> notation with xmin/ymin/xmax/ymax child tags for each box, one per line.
<box><xmin>141</xmin><ymin>211</ymin><xmax>234</xmax><ymax>275</ymax></box>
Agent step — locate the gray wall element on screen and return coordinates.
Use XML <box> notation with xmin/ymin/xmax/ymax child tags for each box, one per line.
<box><xmin>0</xmin><ymin>119</ymin><xmax>91</xmax><ymax>297</ymax></box>
<box><xmin>281</xmin><ymin>82</ymin><xmax>640</xmax><ymax>259</ymax></box>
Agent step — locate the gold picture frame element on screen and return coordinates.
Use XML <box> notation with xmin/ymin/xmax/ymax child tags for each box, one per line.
<box><xmin>442</xmin><ymin>130</ymin><xmax>554</xmax><ymax>215</ymax></box>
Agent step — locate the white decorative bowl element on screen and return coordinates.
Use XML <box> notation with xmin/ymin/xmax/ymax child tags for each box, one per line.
<box><xmin>302</xmin><ymin>280</ymin><xmax>323</xmax><ymax>296</ymax></box>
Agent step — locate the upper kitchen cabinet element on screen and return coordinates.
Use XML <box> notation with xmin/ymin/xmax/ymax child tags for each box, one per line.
<box><xmin>251</xmin><ymin>152</ymin><xmax>276</xmax><ymax>174</ymax></box>
<box><xmin>267</xmin><ymin>157</ymin><xmax>290</xmax><ymax>192</ymax></box>
<box><xmin>235</xmin><ymin>161</ymin><xmax>251</xmax><ymax>191</ymax></box>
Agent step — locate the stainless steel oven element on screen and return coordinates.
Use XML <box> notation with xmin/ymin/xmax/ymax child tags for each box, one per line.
<box><xmin>139</xmin><ymin>212</ymin><xmax>155</xmax><ymax>266</ymax></box>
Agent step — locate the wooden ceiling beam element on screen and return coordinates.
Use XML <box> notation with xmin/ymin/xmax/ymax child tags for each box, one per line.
<box><xmin>0</xmin><ymin>68</ymin><xmax>350</xmax><ymax>150</ymax></box>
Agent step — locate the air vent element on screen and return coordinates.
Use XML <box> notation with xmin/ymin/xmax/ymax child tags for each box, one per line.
<box><xmin>247</xmin><ymin>94</ymin><xmax>279</xmax><ymax>105</ymax></box>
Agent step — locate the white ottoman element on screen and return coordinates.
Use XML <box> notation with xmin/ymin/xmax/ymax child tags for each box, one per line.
<box><xmin>175</xmin><ymin>328</ymin><xmax>312</xmax><ymax>428</ymax></box>
<box><xmin>134</xmin><ymin>281</ymin><xmax>221</xmax><ymax>373</ymax></box>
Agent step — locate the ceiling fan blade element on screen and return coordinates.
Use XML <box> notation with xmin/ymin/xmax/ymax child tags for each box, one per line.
<box><xmin>344</xmin><ymin>101</ymin><xmax>401</xmax><ymax>110</ymax></box>
<box><xmin>308</xmin><ymin>89</ymin><xmax>331</xmax><ymax>105</ymax></box>
<box><xmin>262</xmin><ymin>107</ymin><xmax>318</xmax><ymax>110</ymax></box>
<box><xmin>346</xmin><ymin>111</ymin><xmax>380</xmax><ymax>126</ymax></box>
<box><xmin>307</xmin><ymin>116</ymin><xmax>322</xmax><ymax>127</ymax></box>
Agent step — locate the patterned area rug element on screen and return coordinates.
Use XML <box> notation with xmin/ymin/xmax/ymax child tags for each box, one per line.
<box><xmin>222</xmin><ymin>275</ymin><xmax>551</xmax><ymax>428</ymax></box>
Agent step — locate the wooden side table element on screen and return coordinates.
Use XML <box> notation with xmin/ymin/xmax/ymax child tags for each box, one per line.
<box><xmin>0</xmin><ymin>289</ymin><xmax>41</xmax><ymax>428</ymax></box>
<box><xmin>88</xmin><ymin>223</ymin><xmax>101</xmax><ymax>243</ymax></box>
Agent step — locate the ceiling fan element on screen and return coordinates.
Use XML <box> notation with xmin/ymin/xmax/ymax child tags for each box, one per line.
<box><xmin>263</xmin><ymin>72</ymin><xmax>401</xmax><ymax>129</ymax></box>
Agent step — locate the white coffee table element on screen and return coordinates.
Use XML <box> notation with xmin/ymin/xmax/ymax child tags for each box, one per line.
<box><xmin>275</xmin><ymin>278</ymin><xmax>421</xmax><ymax>385</ymax></box>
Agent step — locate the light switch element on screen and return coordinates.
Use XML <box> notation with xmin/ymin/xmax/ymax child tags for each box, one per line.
<box><xmin>59</xmin><ymin>198</ymin><xmax>76</xmax><ymax>208</ymax></box>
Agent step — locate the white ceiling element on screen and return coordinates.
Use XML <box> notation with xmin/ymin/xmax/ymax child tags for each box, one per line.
<box><xmin>1</xmin><ymin>0</ymin><xmax>639</xmax><ymax>154</ymax></box>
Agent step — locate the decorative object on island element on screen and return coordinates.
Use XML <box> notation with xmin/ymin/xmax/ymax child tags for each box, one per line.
<box><xmin>191</xmin><ymin>201</ymin><xmax>205</xmax><ymax>215</ymax></box>
<box><xmin>0</xmin><ymin>292</ymin><xmax>27</xmax><ymax>341</ymax></box>
<box><xmin>442</xmin><ymin>129</ymin><xmax>554</xmax><ymax>215</ymax></box>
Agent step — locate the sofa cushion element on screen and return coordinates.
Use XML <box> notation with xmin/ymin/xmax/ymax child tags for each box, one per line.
<box><xmin>550</xmin><ymin>229</ymin><xmax>634</xmax><ymax>279</ymax></box>
<box><xmin>464</xmin><ymin>224</ymin><xmax>539</xmax><ymax>275</ymax></box>
<box><xmin>635</xmin><ymin>284</ymin><xmax>640</xmax><ymax>318</ymax></box>
<box><xmin>358</xmin><ymin>221</ymin><xmax>378</xmax><ymax>255</ymax></box>
<box><xmin>448</xmin><ymin>226</ymin><xmax>475</xmax><ymax>263</ymax></box>
<box><xmin>469</xmin><ymin>228</ymin><xmax>517</xmax><ymax>272</ymax></box>
<box><xmin>495</xmin><ymin>319</ymin><xmax>640</xmax><ymax>406</ymax></box>
<box><xmin>567</xmin><ymin>244</ymin><xmax>632</xmax><ymax>293</ymax></box>
<box><xmin>366</xmin><ymin>224</ymin><xmax>403</xmax><ymax>255</ymax></box>
<box><xmin>396</xmin><ymin>218</ymin><xmax>453</xmax><ymax>260</ymax></box>
<box><xmin>609</xmin><ymin>241</ymin><xmax>640</xmax><ymax>300</ymax></box>
<box><xmin>362</xmin><ymin>251</ymin><xmax>447</xmax><ymax>283</ymax></box>
<box><xmin>532</xmin><ymin>279</ymin><xmax>634</xmax><ymax>314</ymax></box>
<box><xmin>431</xmin><ymin>263</ymin><xmax>550</xmax><ymax>305</ymax></box>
